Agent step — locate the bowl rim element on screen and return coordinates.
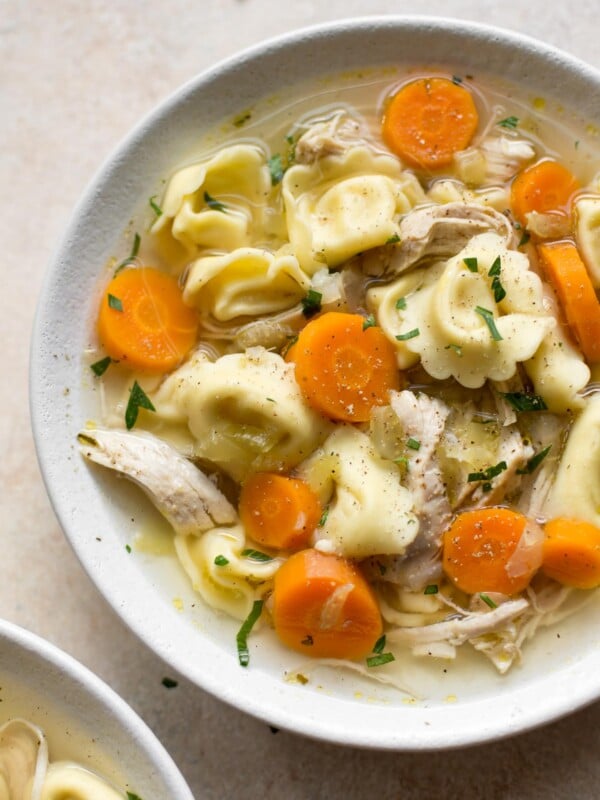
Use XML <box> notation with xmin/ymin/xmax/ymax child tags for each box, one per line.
<box><xmin>0</xmin><ymin>618</ymin><xmax>195</xmax><ymax>797</ymax></box>
<box><xmin>30</xmin><ymin>14</ymin><xmax>600</xmax><ymax>751</ymax></box>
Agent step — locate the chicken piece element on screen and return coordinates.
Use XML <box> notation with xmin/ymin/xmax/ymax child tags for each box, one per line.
<box><xmin>360</xmin><ymin>202</ymin><xmax>515</xmax><ymax>278</ymax></box>
<box><xmin>469</xmin><ymin>424</ymin><xmax>534</xmax><ymax>508</ymax></box>
<box><xmin>479</xmin><ymin>134</ymin><xmax>536</xmax><ymax>184</ymax></box>
<box><xmin>294</xmin><ymin>113</ymin><xmax>365</xmax><ymax>164</ymax></box>
<box><xmin>78</xmin><ymin>429</ymin><xmax>237</xmax><ymax>535</ymax></box>
<box><xmin>368</xmin><ymin>390</ymin><xmax>451</xmax><ymax>590</ymax></box>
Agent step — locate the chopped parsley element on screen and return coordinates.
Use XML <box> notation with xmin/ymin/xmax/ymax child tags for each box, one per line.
<box><xmin>463</xmin><ymin>257</ymin><xmax>479</xmax><ymax>273</ymax></box>
<box><xmin>125</xmin><ymin>381</ymin><xmax>156</xmax><ymax>430</ymax></box>
<box><xmin>475</xmin><ymin>306</ymin><xmax>503</xmax><ymax>341</ymax></box>
<box><xmin>452</xmin><ymin>75</ymin><xmax>463</xmax><ymax>85</ymax></box>
<box><xmin>268</xmin><ymin>153</ymin><xmax>284</xmax><ymax>185</ymax></box>
<box><xmin>161</xmin><ymin>677</ymin><xmax>178</xmax><ymax>689</ymax></box>
<box><xmin>125</xmin><ymin>544</ymin><xmax>132</xmax><ymax>554</ymax></box>
<box><xmin>214</xmin><ymin>555</ymin><xmax>229</xmax><ymax>566</ymax></box>
<box><xmin>479</xmin><ymin>593</ymin><xmax>498</xmax><ymax>609</ymax></box>
<box><xmin>301</xmin><ymin>288</ymin><xmax>322</xmax><ymax>318</ymax></box>
<box><xmin>467</xmin><ymin>460</ymin><xmax>508</xmax><ymax>483</ymax></box>
<box><xmin>318</xmin><ymin>506</ymin><xmax>329</xmax><ymax>527</ymax></box>
<box><xmin>362</xmin><ymin>314</ymin><xmax>376</xmax><ymax>330</ymax></box>
<box><xmin>204</xmin><ymin>191</ymin><xmax>228</xmax><ymax>212</ymax></box>
<box><xmin>395</xmin><ymin>328</ymin><xmax>420</xmax><ymax>341</ymax></box>
<box><xmin>232</xmin><ymin>110</ymin><xmax>251</xmax><ymax>127</ymax></box>
<box><xmin>236</xmin><ymin>599</ymin><xmax>263</xmax><ymax>667</ymax></box>
<box><xmin>386</xmin><ymin>233</ymin><xmax>401</xmax><ymax>244</ymax></box>
<box><xmin>127</xmin><ymin>793</ymin><xmax>144</xmax><ymax>800</ymax></box>
<box><xmin>372</xmin><ymin>635</ymin><xmax>386</xmax><ymax>654</ymax></box>
<box><xmin>498</xmin><ymin>115</ymin><xmax>519</xmax><ymax>129</ymax></box>
<box><xmin>107</xmin><ymin>293</ymin><xmax>123</xmax><ymax>312</ymax></box>
<box><xmin>395</xmin><ymin>296</ymin><xmax>407</xmax><ymax>310</ymax></box>
<box><xmin>445</xmin><ymin>343</ymin><xmax>463</xmax><ymax>357</ymax></box>
<box><xmin>114</xmin><ymin>232</ymin><xmax>141</xmax><ymax>274</ymax></box>
<box><xmin>90</xmin><ymin>355</ymin><xmax>113</xmax><ymax>376</ymax></box>
<box><xmin>517</xmin><ymin>444</ymin><xmax>552</xmax><ymax>475</ymax></box>
<box><xmin>149</xmin><ymin>195</ymin><xmax>163</xmax><ymax>217</ymax></box>
<box><xmin>366</xmin><ymin>652</ymin><xmax>395</xmax><ymax>668</ymax></box>
<box><xmin>241</xmin><ymin>548</ymin><xmax>273</xmax><ymax>562</ymax></box>
<box><xmin>406</xmin><ymin>437</ymin><xmax>421</xmax><ymax>451</ymax></box>
<box><xmin>519</xmin><ymin>231</ymin><xmax>531</xmax><ymax>247</ymax></box>
<box><xmin>488</xmin><ymin>256</ymin><xmax>506</xmax><ymax>303</ymax></box>
<box><xmin>424</xmin><ymin>584</ymin><xmax>439</xmax><ymax>595</ymax></box>
<box><xmin>503</xmin><ymin>392</ymin><xmax>548</xmax><ymax>412</ymax></box>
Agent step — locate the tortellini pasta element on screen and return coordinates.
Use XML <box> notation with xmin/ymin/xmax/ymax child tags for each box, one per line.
<box><xmin>543</xmin><ymin>396</ymin><xmax>600</xmax><ymax>527</ymax></box>
<box><xmin>183</xmin><ymin>246</ymin><xmax>310</xmax><ymax>321</ymax></box>
<box><xmin>153</xmin><ymin>347</ymin><xmax>331</xmax><ymax>481</ymax></box>
<box><xmin>296</xmin><ymin>426</ymin><xmax>419</xmax><ymax>558</ymax></box>
<box><xmin>175</xmin><ymin>524</ymin><xmax>281</xmax><ymax>619</ymax></box>
<box><xmin>391</xmin><ymin>233</ymin><xmax>556</xmax><ymax>388</ymax></box>
<box><xmin>282</xmin><ymin>146</ymin><xmax>426</xmax><ymax>273</ymax></box>
<box><xmin>151</xmin><ymin>144</ymin><xmax>272</xmax><ymax>265</ymax></box>
<box><xmin>575</xmin><ymin>195</ymin><xmax>600</xmax><ymax>288</ymax></box>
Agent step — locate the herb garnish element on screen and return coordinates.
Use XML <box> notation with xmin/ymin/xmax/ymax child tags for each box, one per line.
<box><xmin>373</xmin><ymin>635</ymin><xmax>386</xmax><ymax>654</ymax></box>
<box><xmin>467</xmin><ymin>460</ymin><xmax>508</xmax><ymax>483</ymax></box>
<box><xmin>488</xmin><ymin>256</ymin><xmax>506</xmax><ymax>303</ymax></box>
<box><xmin>475</xmin><ymin>306</ymin><xmax>503</xmax><ymax>341</ymax></box>
<box><xmin>214</xmin><ymin>555</ymin><xmax>229</xmax><ymax>566</ymax></box>
<box><xmin>125</xmin><ymin>544</ymin><xmax>132</xmax><ymax>553</ymax></box>
<box><xmin>480</xmin><ymin>593</ymin><xmax>497</xmax><ymax>609</ymax></box>
<box><xmin>318</xmin><ymin>506</ymin><xmax>329</xmax><ymax>527</ymax></box>
<box><xmin>241</xmin><ymin>548</ymin><xmax>274</xmax><ymax>562</ymax></box>
<box><xmin>127</xmin><ymin>793</ymin><xmax>144</xmax><ymax>800</ymax></box>
<box><xmin>516</xmin><ymin>444</ymin><xmax>552</xmax><ymax>475</ymax></box>
<box><xmin>463</xmin><ymin>257</ymin><xmax>479</xmax><ymax>273</ymax></box>
<box><xmin>452</xmin><ymin>75</ymin><xmax>463</xmax><ymax>85</ymax></box>
<box><xmin>90</xmin><ymin>355</ymin><xmax>113</xmax><ymax>376</ymax></box>
<box><xmin>268</xmin><ymin>153</ymin><xmax>284</xmax><ymax>185</ymax></box>
<box><xmin>386</xmin><ymin>233</ymin><xmax>401</xmax><ymax>244</ymax></box>
<box><xmin>395</xmin><ymin>328</ymin><xmax>420</xmax><ymax>341</ymax></box>
<box><xmin>301</xmin><ymin>288</ymin><xmax>322</xmax><ymax>318</ymax></box>
<box><xmin>233</xmin><ymin>110</ymin><xmax>251</xmax><ymax>128</ymax></box>
<box><xmin>204</xmin><ymin>191</ymin><xmax>228</xmax><ymax>212</ymax></box>
<box><xmin>362</xmin><ymin>314</ymin><xmax>376</xmax><ymax>330</ymax></box>
<box><xmin>503</xmin><ymin>392</ymin><xmax>548</xmax><ymax>412</ymax></box>
<box><xmin>406</xmin><ymin>437</ymin><xmax>421</xmax><ymax>451</ymax></box>
<box><xmin>395</xmin><ymin>296</ymin><xmax>407</xmax><ymax>310</ymax></box>
<box><xmin>366</xmin><ymin>652</ymin><xmax>395</xmax><ymax>668</ymax></box>
<box><xmin>519</xmin><ymin>231</ymin><xmax>531</xmax><ymax>247</ymax></box>
<box><xmin>114</xmin><ymin>232</ymin><xmax>141</xmax><ymax>274</ymax></box>
<box><xmin>161</xmin><ymin>677</ymin><xmax>178</xmax><ymax>689</ymax></box>
<box><xmin>125</xmin><ymin>381</ymin><xmax>156</xmax><ymax>430</ymax></box>
<box><xmin>498</xmin><ymin>115</ymin><xmax>519</xmax><ymax>129</ymax></box>
<box><xmin>445</xmin><ymin>343</ymin><xmax>463</xmax><ymax>357</ymax></box>
<box><xmin>236</xmin><ymin>599</ymin><xmax>263</xmax><ymax>667</ymax></box>
<box><xmin>107</xmin><ymin>293</ymin><xmax>123</xmax><ymax>312</ymax></box>
<box><xmin>424</xmin><ymin>584</ymin><xmax>439</xmax><ymax>595</ymax></box>
<box><xmin>149</xmin><ymin>195</ymin><xmax>163</xmax><ymax>217</ymax></box>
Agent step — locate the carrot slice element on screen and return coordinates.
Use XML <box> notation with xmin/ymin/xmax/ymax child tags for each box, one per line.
<box><xmin>97</xmin><ymin>267</ymin><xmax>198</xmax><ymax>373</ymax></box>
<box><xmin>443</xmin><ymin>507</ymin><xmax>540</xmax><ymax>595</ymax></box>
<box><xmin>542</xmin><ymin>518</ymin><xmax>600</xmax><ymax>589</ymax></box>
<box><xmin>537</xmin><ymin>241</ymin><xmax>600</xmax><ymax>363</ymax></box>
<box><xmin>239</xmin><ymin>473</ymin><xmax>322</xmax><ymax>551</ymax></box>
<box><xmin>510</xmin><ymin>159</ymin><xmax>580</xmax><ymax>226</ymax></box>
<box><xmin>290</xmin><ymin>312</ymin><xmax>401</xmax><ymax>423</ymax></box>
<box><xmin>272</xmin><ymin>548</ymin><xmax>383</xmax><ymax>659</ymax></box>
<box><xmin>382</xmin><ymin>77</ymin><xmax>479</xmax><ymax>170</ymax></box>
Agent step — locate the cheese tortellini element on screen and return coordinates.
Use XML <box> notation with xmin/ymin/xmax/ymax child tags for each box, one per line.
<box><xmin>575</xmin><ymin>195</ymin><xmax>600</xmax><ymax>287</ymax></box>
<box><xmin>153</xmin><ymin>347</ymin><xmax>331</xmax><ymax>481</ymax></box>
<box><xmin>386</xmin><ymin>233</ymin><xmax>556</xmax><ymax>388</ymax></box>
<box><xmin>297</xmin><ymin>426</ymin><xmax>419</xmax><ymax>558</ymax></box>
<box><xmin>282</xmin><ymin>146</ymin><xmax>426</xmax><ymax>273</ymax></box>
<box><xmin>183</xmin><ymin>246</ymin><xmax>310</xmax><ymax>322</ymax></box>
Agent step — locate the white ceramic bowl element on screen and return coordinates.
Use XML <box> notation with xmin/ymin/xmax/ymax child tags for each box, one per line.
<box><xmin>30</xmin><ymin>16</ymin><xmax>600</xmax><ymax>749</ymax></box>
<box><xmin>0</xmin><ymin>618</ymin><xmax>194</xmax><ymax>797</ymax></box>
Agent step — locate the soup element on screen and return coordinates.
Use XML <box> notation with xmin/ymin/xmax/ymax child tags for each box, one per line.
<box><xmin>79</xmin><ymin>66</ymin><xmax>600</xmax><ymax>682</ymax></box>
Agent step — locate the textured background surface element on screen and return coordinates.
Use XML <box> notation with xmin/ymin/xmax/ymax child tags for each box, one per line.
<box><xmin>2</xmin><ymin>2</ymin><xmax>600</xmax><ymax>798</ymax></box>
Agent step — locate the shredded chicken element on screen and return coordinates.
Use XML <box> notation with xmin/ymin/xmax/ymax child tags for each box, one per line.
<box><xmin>78</xmin><ymin>429</ymin><xmax>237</xmax><ymax>535</ymax></box>
<box><xmin>480</xmin><ymin>134</ymin><xmax>536</xmax><ymax>184</ymax></box>
<box><xmin>359</xmin><ymin>202</ymin><xmax>515</xmax><ymax>278</ymax></box>
<box><xmin>294</xmin><ymin>112</ymin><xmax>366</xmax><ymax>164</ymax></box>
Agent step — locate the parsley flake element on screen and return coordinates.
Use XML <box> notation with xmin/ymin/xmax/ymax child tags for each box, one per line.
<box><xmin>475</xmin><ymin>306</ymin><xmax>503</xmax><ymax>341</ymax></box>
<box><xmin>268</xmin><ymin>153</ymin><xmax>284</xmax><ymax>185</ymax></box>
<box><xmin>396</xmin><ymin>328</ymin><xmax>420</xmax><ymax>341</ymax></box>
<box><xmin>161</xmin><ymin>677</ymin><xmax>178</xmax><ymax>689</ymax></box>
<box><xmin>204</xmin><ymin>191</ymin><xmax>228</xmax><ymax>212</ymax></box>
<box><xmin>406</xmin><ymin>437</ymin><xmax>421</xmax><ymax>451</ymax></box>
<box><xmin>488</xmin><ymin>256</ymin><xmax>506</xmax><ymax>302</ymax></box>
<box><xmin>114</xmin><ymin>232</ymin><xmax>141</xmax><ymax>274</ymax></box>
<box><xmin>467</xmin><ymin>460</ymin><xmax>508</xmax><ymax>483</ymax></box>
<box><xmin>318</xmin><ymin>506</ymin><xmax>329</xmax><ymax>527</ymax></box>
<box><xmin>463</xmin><ymin>257</ymin><xmax>479</xmax><ymax>273</ymax></box>
<box><xmin>445</xmin><ymin>343</ymin><xmax>463</xmax><ymax>357</ymax></box>
<box><xmin>241</xmin><ymin>549</ymin><xmax>273</xmax><ymax>562</ymax></box>
<box><xmin>149</xmin><ymin>195</ymin><xmax>163</xmax><ymax>217</ymax></box>
<box><xmin>519</xmin><ymin>231</ymin><xmax>531</xmax><ymax>247</ymax></box>
<box><xmin>125</xmin><ymin>544</ymin><xmax>132</xmax><ymax>554</ymax></box>
<box><xmin>498</xmin><ymin>115</ymin><xmax>519</xmax><ymax>129</ymax></box>
<box><xmin>373</xmin><ymin>635</ymin><xmax>386</xmax><ymax>654</ymax></box>
<box><xmin>362</xmin><ymin>314</ymin><xmax>376</xmax><ymax>330</ymax></box>
<box><xmin>366</xmin><ymin>652</ymin><xmax>395</xmax><ymax>668</ymax></box>
<box><xmin>237</xmin><ymin>599</ymin><xmax>263</xmax><ymax>667</ymax></box>
<box><xmin>301</xmin><ymin>289</ymin><xmax>322</xmax><ymax>318</ymax></box>
<box><xmin>424</xmin><ymin>584</ymin><xmax>439</xmax><ymax>595</ymax></box>
<box><xmin>125</xmin><ymin>381</ymin><xmax>156</xmax><ymax>430</ymax></box>
<box><xmin>107</xmin><ymin>293</ymin><xmax>123</xmax><ymax>312</ymax></box>
<box><xmin>90</xmin><ymin>355</ymin><xmax>113</xmax><ymax>376</ymax></box>
<box><xmin>214</xmin><ymin>555</ymin><xmax>229</xmax><ymax>566</ymax></box>
<box><xmin>516</xmin><ymin>444</ymin><xmax>552</xmax><ymax>475</ymax></box>
<box><xmin>126</xmin><ymin>793</ymin><xmax>144</xmax><ymax>800</ymax></box>
<box><xmin>479</xmin><ymin>593</ymin><xmax>498</xmax><ymax>609</ymax></box>
<box><xmin>386</xmin><ymin>233</ymin><xmax>401</xmax><ymax>244</ymax></box>
<box><xmin>395</xmin><ymin>296</ymin><xmax>407</xmax><ymax>310</ymax></box>
<box><xmin>503</xmin><ymin>392</ymin><xmax>548</xmax><ymax>412</ymax></box>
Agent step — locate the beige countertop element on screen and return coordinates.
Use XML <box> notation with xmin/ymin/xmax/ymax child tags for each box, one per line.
<box><xmin>3</xmin><ymin>2</ymin><xmax>600</xmax><ymax>798</ymax></box>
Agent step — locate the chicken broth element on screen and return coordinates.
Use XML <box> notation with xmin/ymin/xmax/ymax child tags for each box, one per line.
<box><xmin>81</xmin><ymin>65</ymin><xmax>600</xmax><ymax>687</ymax></box>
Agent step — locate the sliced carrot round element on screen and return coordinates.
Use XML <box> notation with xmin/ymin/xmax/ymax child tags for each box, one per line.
<box><xmin>443</xmin><ymin>507</ymin><xmax>540</xmax><ymax>595</ymax></box>
<box><xmin>97</xmin><ymin>267</ymin><xmax>198</xmax><ymax>373</ymax></box>
<box><xmin>542</xmin><ymin>518</ymin><xmax>600</xmax><ymax>589</ymax></box>
<box><xmin>272</xmin><ymin>548</ymin><xmax>383</xmax><ymax>660</ymax></box>
<box><xmin>382</xmin><ymin>76</ymin><xmax>479</xmax><ymax>170</ymax></box>
<box><xmin>537</xmin><ymin>241</ymin><xmax>600</xmax><ymax>363</ymax></box>
<box><xmin>290</xmin><ymin>312</ymin><xmax>401</xmax><ymax>423</ymax></box>
<box><xmin>510</xmin><ymin>159</ymin><xmax>580</xmax><ymax>226</ymax></box>
<box><xmin>239</xmin><ymin>472</ymin><xmax>322</xmax><ymax>551</ymax></box>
